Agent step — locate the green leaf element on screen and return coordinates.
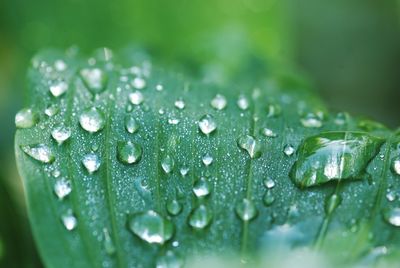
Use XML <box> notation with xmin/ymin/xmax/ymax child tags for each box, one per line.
<box><xmin>15</xmin><ymin>49</ymin><xmax>400</xmax><ymax>267</ymax></box>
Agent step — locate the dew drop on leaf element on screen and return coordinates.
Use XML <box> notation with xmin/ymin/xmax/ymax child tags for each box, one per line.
<box><xmin>235</xmin><ymin>198</ymin><xmax>257</xmax><ymax>221</ymax></box>
<box><xmin>237</xmin><ymin>135</ymin><xmax>261</xmax><ymax>159</ymax></box>
<box><xmin>392</xmin><ymin>157</ymin><xmax>400</xmax><ymax>176</ymax></box>
<box><xmin>383</xmin><ymin>207</ymin><xmax>400</xmax><ymax>227</ymax></box>
<box><xmin>161</xmin><ymin>155</ymin><xmax>175</xmax><ymax>174</ymax></box>
<box><xmin>386</xmin><ymin>190</ymin><xmax>396</xmax><ymax>202</ymax></box>
<box><xmin>103</xmin><ymin>228</ymin><xmax>116</xmax><ymax>255</ymax></box>
<box><xmin>188</xmin><ymin>205</ymin><xmax>212</xmax><ymax>229</ymax></box>
<box><xmin>117</xmin><ymin>141</ymin><xmax>142</xmax><ymax>164</ymax></box>
<box><xmin>263</xmin><ymin>190</ymin><xmax>275</xmax><ymax>206</ymax></box>
<box><xmin>300</xmin><ymin>113</ymin><xmax>323</xmax><ymax>128</ymax></box>
<box><xmin>54</xmin><ymin>178</ymin><xmax>72</xmax><ymax>200</ymax></box>
<box><xmin>264</xmin><ymin>177</ymin><xmax>275</xmax><ymax>189</ymax></box>
<box><xmin>21</xmin><ymin>144</ymin><xmax>55</xmax><ymax>163</ymax></box>
<box><xmin>210</xmin><ymin>94</ymin><xmax>227</xmax><ymax>110</ymax></box>
<box><xmin>237</xmin><ymin>95</ymin><xmax>249</xmax><ymax>110</ymax></box>
<box><xmin>132</xmin><ymin>77</ymin><xmax>146</xmax><ymax>89</ymax></box>
<box><xmin>166</xmin><ymin>199</ymin><xmax>182</xmax><ymax>216</ymax></box>
<box><xmin>193</xmin><ymin>177</ymin><xmax>211</xmax><ymax>198</ymax></box>
<box><xmin>82</xmin><ymin>153</ymin><xmax>101</xmax><ymax>174</ymax></box>
<box><xmin>156</xmin><ymin>250</ymin><xmax>183</xmax><ymax>268</ymax></box>
<box><xmin>125</xmin><ymin>116</ymin><xmax>139</xmax><ymax>134</ymax></box>
<box><xmin>15</xmin><ymin>108</ymin><xmax>38</xmax><ymax>129</ymax></box>
<box><xmin>51</xmin><ymin>125</ymin><xmax>71</xmax><ymax>145</ymax></box>
<box><xmin>283</xmin><ymin>144</ymin><xmax>295</xmax><ymax>156</ymax></box>
<box><xmin>128</xmin><ymin>210</ymin><xmax>174</xmax><ymax>244</ymax></box>
<box><xmin>202</xmin><ymin>153</ymin><xmax>213</xmax><ymax>166</ymax></box>
<box><xmin>61</xmin><ymin>210</ymin><xmax>77</xmax><ymax>231</ymax></box>
<box><xmin>79</xmin><ymin>107</ymin><xmax>105</xmax><ymax>133</ymax></box>
<box><xmin>155</xmin><ymin>84</ymin><xmax>163</xmax><ymax>91</ymax></box>
<box><xmin>261</xmin><ymin>127</ymin><xmax>277</xmax><ymax>138</ymax></box>
<box><xmin>44</xmin><ymin>105</ymin><xmax>59</xmax><ymax>117</ymax></box>
<box><xmin>266</xmin><ymin>103</ymin><xmax>281</xmax><ymax>118</ymax></box>
<box><xmin>80</xmin><ymin>68</ymin><xmax>107</xmax><ymax>93</ymax></box>
<box><xmin>174</xmin><ymin>98</ymin><xmax>185</xmax><ymax>110</ymax></box>
<box><xmin>325</xmin><ymin>193</ymin><xmax>342</xmax><ymax>214</ymax></box>
<box><xmin>179</xmin><ymin>166</ymin><xmax>189</xmax><ymax>177</ymax></box>
<box><xmin>49</xmin><ymin>80</ymin><xmax>69</xmax><ymax>97</ymax></box>
<box><xmin>129</xmin><ymin>91</ymin><xmax>144</xmax><ymax>105</ymax></box>
<box><xmin>198</xmin><ymin>114</ymin><xmax>217</xmax><ymax>135</ymax></box>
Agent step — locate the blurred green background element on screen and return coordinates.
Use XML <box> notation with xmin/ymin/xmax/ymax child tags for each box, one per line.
<box><xmin>0</xmin><ymin>0</ymin><xmax>399</xmax><ymax>267</ymax></box>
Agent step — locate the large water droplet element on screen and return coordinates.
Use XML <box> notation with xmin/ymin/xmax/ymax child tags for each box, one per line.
<box><xmin>300</xmin><ymin>113</ymin><xmax>323</xmax><ymax>128</ymax></box>
<box><xmin>15</xmin><ymin>108</ymin><xmax>38</xmax><ymax>129</ymax></box>
<box><xmin>79</xmin><ymin>107</ymin><xmax>105</xmax><ymax>133</ymax></box>
<box><xmin>82</xmin><ymin>153</ymin><xmax>101</xmax><ymax>174</ymax></box>
<box><xmin>211</xmin><ymin>94</ymin><xmax>227</xmax><ymax>110</ymax></box>
<box><xmin>21</xmin><ymin>144</ymin><xmax>55</xmax><ymax>163</ymax></box>
<box><xmin>132</xmin><ymin>77</ymin><xmax>146</xmax><ymax>89</ymax></box>
<box><xmin>237</xmin><ymin>95</ymin><xmax>249</xmax><ymax>110</ymax></box>
<box><xmin>54</xmin><ymin>178</ymin><xmax>72</xmax><ymax>200</ymax></box>
<box><xmin>198</xmin><ymin>114</ymin><xmax>217</xmax><ymax>135</ymax></box>
<box><xmin>161</xmin><ymin>155</ymin><xmax>175</xmax><ymax>174</ymax></box>
<box><xmin>167</xmin><ymin>199</ymin><xmax>182</xmax><ymax>216</ymax></box>
<box><xmin>49</xmin><ymin>80</ymin><xmax>69</xmax><ymax>97</ymax></box>
<box><xmin>128</xmin><ymin>210</ymin><xmax>174</xmax><ymax>244</ymax></box>
<box><xmin>290</xmin><ymin>132</ymin><xmax>384</xmax><ymax>188</ymax></box>
<box><xmin>235</xmin><ymin>198</ymin><xmax>257</xmax><ymax>221</ymax></box>
<box><xmin>103</xmin><ymin>228</ymin><xmax>116</xmax><ymax>255</ymax></box>
<box><xmin>117</xmin><ymin>141</ymin><xmax>142</xmax><ymax>164</ymax></box>
<box><xmin>264</xmin><ymin>177</ymin><xmax>275</xmax><ymax>189</ymax></box>
<box><xmin>193</xmin><ymin>177</ymin><xmax>211</xmax><ymax>198</ymax></box>
<box><xmin>129</xmin><ymin>91</ymin><xmax>144</xmax><ymax>105</ymax></box>
<box><xmin>189</xmin><ymin>205</ymin><xmax>212</xmax><ymax>229</ymax></box>
<box><xmin>51</xmin><ymin>125</ymin><xmax>71</xmax><ymax>145</ymax></box>
<box><xmin>174</xmin><ymin>98</ymin><xmax>185</xmax><ymax>110</ymax></box>
<box><xmin>263</xmin><ymin>190</ymin><xmax>275</xmax><ymax>206</ymax></box>
<box><xmin>202</xmin><ymin>153</ymin><xmax>213</xmax><ymax>166</ymax></box>
<box><xmin>383</xmin><ymin>207</ymin><xmax>400</xmax><ymax>227</ymax></box>
<box><xmin>325</xmin><ymin>193</ymin><xmax>342</xmax><ymax>214</ymax></box>
<box><xmin>392</xmin><ymin>157</ymin><xmax>400</xmax><ymax>176</ymax></box>
<box><xmin>80</xmin><ymin>68</ymin><xmax>107</xmax><ymax>93</ymax></box>
<box><xmin>125</xmin><ymin>116</ymin><xmax>139</xmax><ymax>134</ymax></box>
<box><xmin>237</xmin><ymin>135</ymin><xmax>261</xmax><ymax>159</ymax></box>
<box><xmin>283</xmin><ymin>145</ymin><xmax>295</xmax><ymax>156</ymax></box>
<box><xmin>61</xmin><ymin>211</ymin><xmax>77</xmax><ymax>231</ymax></box>
<box><xmin>156</xmin><ymin>251</ymin><xmax>183</xmax><ymax>268</ymax></box>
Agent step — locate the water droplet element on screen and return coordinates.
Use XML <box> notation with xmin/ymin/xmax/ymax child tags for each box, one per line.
<box><xmin>198</xmin><ymin>114</ymin><xmax>217</xmax><ymax>135</ymax></box>
<box><xmin>82</xmin><ymin>153</ymin><xmax>101</xmax><ymax>174</ymax></box>
<box><xmin>103</xmin><ymin>228</ymin><xmax>116</xmax><ymax>255</ymax></box>
<box><xmin>202</xmin><ymin>154</ymin><xmax>213</xmax><ymax>166</ymax></box>
<box><xmin>237</xmin><ymin>135</ymin><xmax>261</xmax><ymax>159</ymax></box>
<box><xmin>45</xmin><ymin>105</ymin><xmax>59</xmax><ymax>117</ymax></box>
<box><xmin>392</xmin><ymin>157</ymin><xmax>400</xmax><ymax>175</ymax></box>
<box><xmin>21</xmin><ymin>144</ymin><xmax>55</xmax><ymax>163</ymax></box>
<box><xmin>325</xmin><ymin>193</ymin><xmax>342</xmax><ymax>214</ymax></box>
<box><xmin>193</xmin><ymin>177</ymin><xmax>211</xmax><ymax>198</ymax></box>
<box><xmin>128</xmin><ymin>210</ymin><xmax>174</xmax><ymax>244</ymax></box>
<box><xmin>161</xmin><ymin>155</ymin><xmax>175</xmax><ymax>174</ymax></box>
<box><xmin>211</xmin><ymin>94</ymin><xmax>227</xmax><ymax>110</ymax></box>
<box><xmin>129</xmin><ymin>91</ymin><xmax>144</xmax><ymax>105</ymax></box>
<box><xmin>290</xmin><ymin>132</ymin><xmax>384</xmax><ymax>188</ymax></box>
<box><xmin>125</xmin><ymin>116</ymin><xmax>139</xmax><ymax>134</ymax></box>
<box><xmin>334</xmin><ymin>112</ymin><xmax>349</xmax><ymax>125</ymax></box>
<box><xmin>132</xmin><ymin>77</ymin><xmax>146</xmax><ymax>89</ymax></box>
<box><xmin>61</xmin><ymin>211</ymin><xmax>77</xmax><ymax>231</ymax></box>
<box><xmin>189</xmin><ymin>205</ymin><xmax>212</xmax><ymax>229</ymax></box>
<box><xmin>179</xmin><ymin>167</ymin><xmax>189</xmax><ymax>177</ymax></box>
<box><xmin>79</xmin><ymin>107</ymin><xmax>105</xmax><ymax>133</ymax></box>
<box><xmin>117</xmin><ymin>141</ymin><xmax>142</xmax><ymax>164</ymax></box>
<box><xmin>383</xmin><ymin>207</ymin><xmax>400</xmax><ymax>227</ymax></box>
<box><xmin>15</xmin><ymin>108</ymin><xmax>38</xmax><ymax>128</ymax></box>
<box><xmin>266</xmin><ymin>104</ymin><xmax>281</xmax><ymax>117</ymax></box>
<box><xmin>235</xmin><ymin>198</ymin><xmax>257</xmax><ymax>221</ymax></box>
<box><xmin>283</xmin><ymin>145</ymin><xmax>295</xmax><ymax>156</ymax></box>
<box><xmin>237</xmin><ymin>95</ymin><xmax>249</xmax><ymax>110</ymax></box>
<box><xmin>51</xmin><ymin>125</ymin><xmax>71</xmax><ymax>145</ymax></box>
<box><xmin>264</xmin><ymin>177</ymin><xmax>275</xmax><ymax>189</ymax></box>
<box><xmin>54</xmin><ymin>178</ymin><xmax>72</xmax><ymax>200</ymax></box>
<box><xmin>168</xmin><ymin>118</ymin><xmax>180</xmax><ymax>125</ymax></box>
<box><xmin>174</xmin><ymin>99</ymin><xmax>185</xmax><ymax>110</ymax></box>
<box><xmin>261</xmin><ymin>127</ymin><xmax>277</xmax><ymax>138</ymax></box>
<box><xmin>80</xmin><ymin>68</ymin><xmax>107</xmax><ymax>93</ymax></box>
<box><xmin>54</xmin><ymin>59</ymin><xmax>67</xmax><ymax>71</ymax></box>
<box><xmin>300</xmin><ymin>113</ymin><xmax>323</xmax><ymax>128</ymax></box>
<box><xmin>155</xmin><ymin>84</ymin><xmax>164</xmax><ymax>91</ymax></box>
<box><xmin>167</xmin><ymin>199</ymin><xmax>182</xmax><ymax>216</ymax></box>
<box><xmin>386</xmin><ymin>190</ymin><xmax>396</xmax><ymax>202</ymax></box>
<box><xmin>49</xmin><ymin>81</ymin><xmax>69</xmax><ymax>97</ymax></box>
<box><xmin>156</xmin><ymin>250</ymin><xmax>183</xmax><ymax>268</ymax></box>
<box><xmin>263</xmin><ymin>190</ymin><xmax>275</xmax><ymax>206</ymax></box>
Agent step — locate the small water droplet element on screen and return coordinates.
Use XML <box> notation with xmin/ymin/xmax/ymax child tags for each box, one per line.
<box><xmin>15</xmin><ymin>108</ymin><xmax>38</xmax><ymax>128</ymax></box>
<box><xmin>155</xmin><ymin>84</ymin><xmax>164</xmax><ymax>91</ymax></box>
<box><xmin>21</xmin><ymin>144</ymin><xmax>55</xmax><ymax>163</ymax></box>
<box><xmin>211</xmin><ymin>94</ymin><xmax>227</xmax><ymax>110</ymax></box>
<box><xmin>161</xmin><ymin>155</ymin><xmax>175</xmax><ymax>174</ymax></box>
<box><xmin>54</xmin><ymin>59</ymin><xmax>67</xmax><ymax>71</ymax></box>
<box><xmin>386</xmin><ymin>190</ymin><xmax>396</xmax><ymax>202</ymax></box>
<box><xmin>261</xmin><ymin>127</ymin><xmax>277</xmax><ymax>138</ymax></box>
<box><xmin>129</xmin><ymin>91</ymin><xmax>144</xmax><ymax>105</ymax></box>
<box><xmin>168</xmin><ymin>118</ymin><xmax>180</xmax><ymax>125</ymax></box>
<box><xmin>128</xmin><ymin>210</ymin><xmax>174</xmax><ymax>244</ymax></box>
<box><xmin>49</xmin><ymin>80</ymin><xmax>69</xmax><ymax>97</ymax></box>
<box><xmin>52</xmin><ymin>169</ymin><xmax>61</xmax><ymax>178</ymax></box>
<box><xmin>156</xmin><ymin>250</ymin><xmax>183</xmax><ymax>268</ymax></box>
<box><xmin>45</xmin><ymin>105</ymin><xmax>59</xmax><ymax>117</ymax></box>
<box><xmin>167</xmin><ymin>199</ymin><xmax>182</xmax><ymax>216</ymax></box>
<box><xmin>82</xmin><ymin>153</ymin><xmax>101</xmax><ymax>174</ymax></box>
<box><xmin>283</xmin><ymin>144</ymin><xmax>295</xmax><ymax>156</ymax></box>
<box><xmin>103</xmin><ymin>228</ymin><xmax>116</xmax><ymax>255</ymax></box>
<box><xmin>263</xmin><ymin>190</ymin><xmax>275</xmax><ymax>206</ymax></box>
<box><xmin>80</xmin><ymin>68</ymin><xmax>107</xmax><ymax>93</ymax></box>
<box><xmin>235</xmin><ymin>198</ymin><xmax>257</xmax><ymax>221</ymax></box>
<box><xmin>392</xmin><ymin>157</ymin><xmax>400</xmax><ymax>176</ymax></box>
<box><xmin>189</xmin><ymin>205</ymin><xmax>212</xmax><ymax>229</ymax></box>
<box><xmin>237</xmin><ymin>135</ymin><xmax>261</xmax><ymax>159</ymax></box>
<box><xmin>237</xmin><ymin>95</ymin><xmax>249</xmax><ymax>110</ymax></box>
<box><xmin>264</xmin><ymin>177</ymin><xmax>275</xmax><ymax>189</ymax></box>
<box><xmin>202</xmin><ymin>154</ymin><xmax>213</xmax><ymax>166</ymax></box>
<box><xmin>51</xmin><ymin>125</ymin><xmax>71</xmax><ymax>145</ymax></box>
<box><xmin>79</xmin><ymin>107</ymin><xmax>105</xmax><ymax>133</ymax></box>
<box><xmin>132</xmin><ymin>77</ymin><xmax>146</xmax><ymax>89</ymax></box>
<box><xmin>174</xmin><ymin>98</ymin><xmax>185</xmax><ymax>110</ymax></box>
<box><xmin>383</xmin><ymin>207</ymin><xmax>400</xmax><ymax>227</ymax></box>
<box><xmin>61</xmin><ymin>210</ymin><xmax>77</xmax><ymax>231</ymax></box>
<box><xmin>125</xmin><ymin>116</ymin><xmax>139</xmax><ymax>134</ymax></box>
<box><xmin>334</xmin><ymin>112</ymin><xmax>349</xmax><ymax>125</ymax></box>
<box><xmin>300</xmin><ymin>113</ymin><xmax>323</xmax><ymax>128</ymax></box>
<box><xmin>54</xmin><ymin>178</ymin><xmax>72</xmax><ymax>200</ymax></box>
<box><xmin>193</xmin><ymin>177</ymin><xmax>211</xmax><ymax>198</ymax></box>
<box><xmin>325</xmin><ymin>193</ymin><xmax>342</xmax><ymax>214</ymax></box>
<box><xmin>179</xmin><ymin>167</ymin><xmax>189</xmax><ymax>177</ymax></box>
<box><xmin>117</xmin><ymin>141</ymin><xmax>142</xmax><ymax>164</ymax></box>
<box><xmin>198</xmin><ymin>114</ymin><xmax>217</xmax><ymax>135</ymax></box>
<box><xmin>266</xmin><ymin>104</ymin><xmax>281</xmax><ymax>117</ymax></box>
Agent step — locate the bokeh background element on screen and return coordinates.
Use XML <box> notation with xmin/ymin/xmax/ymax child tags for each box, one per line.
<box><xmin>0</xmin><ymin>0</ymin><xmax>399</xmax><ymax>266</ymax></box>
